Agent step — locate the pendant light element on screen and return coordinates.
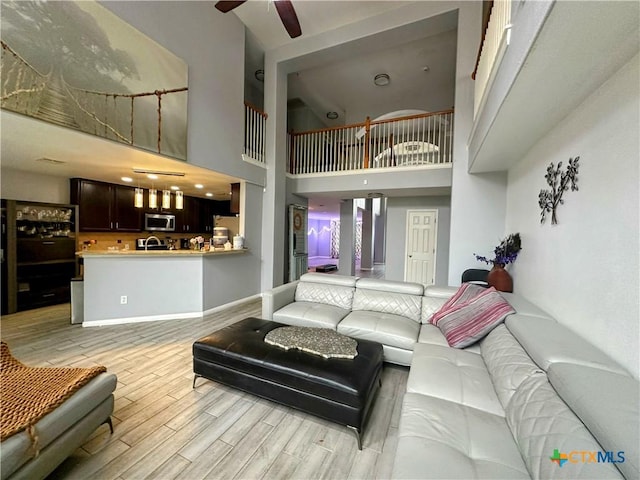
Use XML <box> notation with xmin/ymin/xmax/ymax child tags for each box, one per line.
<box><xmin>175</xmin><ymin>191</ymin><xmax>184</xmax><ymax>210</ymax></box>
<box><xmin>149</xmin><ymin>188</ymin><xmax>158</xmax><ymax>209</ymax></box>
<box><xmin>134</xmin><ymin>188</ymin><xmax>144</xmax><ymax>208</ymax></box>
<box><xmin>162</xmin><ymin>190</ymin><xmax>171</xmax><ymax>209</ymax></box>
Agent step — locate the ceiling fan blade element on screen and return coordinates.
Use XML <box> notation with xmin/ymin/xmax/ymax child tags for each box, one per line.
<box><xmin>274</xmin><ymin>0</ymin><xmax>302</xmax><ymax>38</ymax></box>
<box><xmin>214</xmin><ymin>1</ymin><xmax>246</xmax><ymax>13</ymax></box>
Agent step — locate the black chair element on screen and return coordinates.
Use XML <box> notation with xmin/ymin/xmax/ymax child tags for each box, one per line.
<box><xmin>461</xmin><ymin>268</ymin><xmax>490</xmax><ymax>287</ymax></box>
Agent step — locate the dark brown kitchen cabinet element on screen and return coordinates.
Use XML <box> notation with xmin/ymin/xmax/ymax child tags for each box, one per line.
<box><xmin>176</xmin><ymin>196</ymin><xmax>200</xmax><ymax>233</ymax></box>
<box><xmin>112</xmin><ymin>185</ymin><xmax>142</xmax><ymax>231</ymax></box>
<box><xmin>213</xmin><ymin>200</ymin><xmax>232</xmax><ymax>217</ymax></box>
<box><xmin>71</xmin><ymin>178</ymin><xmax>142</xmax><ymax>232</ymax></box>
<box><xmin>72</xmin><ymin>179</ymin><xmax>111</xmax><ymax>231</ymax></box>
<box><xmin>199</xmin><ymin>199</ymin><xmax>216</xmax><ymax>234</ymax></box>
<box><xmin>230</xmin><ymin>183</ymin><xmax>240</xmax><ymax>214</ymax></box>
<box><xmin>174</xmin><ymin>197</ymin><xmax>216</xmax><ymax>234</ymax></box>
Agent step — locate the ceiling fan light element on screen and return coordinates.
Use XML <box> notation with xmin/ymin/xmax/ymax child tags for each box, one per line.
<box><xmin>374</xmin><ymin>73</ymin><xmax>390</xmax><ymax>87</ymax></box>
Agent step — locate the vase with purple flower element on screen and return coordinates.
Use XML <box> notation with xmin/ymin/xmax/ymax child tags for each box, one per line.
<box><xmin>474</xmin><ymin>233</ymin><xmax>522</xmax><ymax>293</ymax></box>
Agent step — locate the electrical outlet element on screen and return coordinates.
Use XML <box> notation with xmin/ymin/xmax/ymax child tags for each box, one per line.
<box><xmin>120</xmin><ymin>295</ymin><xmax>128</xmax><ymax>305</ymax></box>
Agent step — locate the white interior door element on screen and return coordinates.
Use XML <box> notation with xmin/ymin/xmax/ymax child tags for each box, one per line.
<box><xmin>404</xmin><ymin>210</ymin><xmax>438</xmax><ymax>285</ymax></box>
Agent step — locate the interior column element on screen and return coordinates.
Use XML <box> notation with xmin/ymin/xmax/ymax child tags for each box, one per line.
<box><xmin>360</xmin><ymin>198</ymin><xmax>374</xmax><ymax>271</ymax></box>
<box><xmin>338</xmin><ymin>200</ymin><xmax>356</xmax><ymax>275</ymax></box>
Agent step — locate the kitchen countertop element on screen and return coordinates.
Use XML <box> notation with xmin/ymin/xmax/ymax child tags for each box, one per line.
<box><xmin>78</xmin><ymin>248</ymin><xmax>248</xmax><ymax>257</ymax></box>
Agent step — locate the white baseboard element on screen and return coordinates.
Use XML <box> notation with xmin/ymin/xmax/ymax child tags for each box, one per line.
<box><xmin>82</xmin><ymin>311</ymin><xmax>202</xmax><ymax>327</ymax></box>
<box><xmin>202</xmin><ymin>293</ymin><xmax>262</xmax><ymax>317</ymax></box>
<box><xmin>82</xmin><ymin>294</ymin><xmax>262</xmax><ymax>327</ymax></box>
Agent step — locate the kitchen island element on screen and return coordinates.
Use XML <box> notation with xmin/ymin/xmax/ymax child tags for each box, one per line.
<box><xmin>80</xmin><ymin>249</ymin><xmax>255</xmax><ymax>326</ymax></box>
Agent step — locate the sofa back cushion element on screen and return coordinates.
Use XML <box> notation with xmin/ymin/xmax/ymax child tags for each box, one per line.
<box><xmin>298</xmin><ymin>272</ymin><xmax>357</xmax><ymax>287</ymax></box>
<box><xmin>548</xmin><ymin>363</ymin><xmax>639</xmax><ymax>480</ymax></box>
<box><xmin>421</xmin><ymin>297</ymin><xmax>447</xmax><ymax>324</ymax></box>
<box><xmin>506</xmin><ymin>372</ymin><xmax>624</xmax><ymax>479</ymax></box>
<box><xmin>295</xmin><ymin>282</ymin><xmax>356</xmax><ymax>312</ymax></box>
<box><xmin>353</xmin><ymin>278</ymin><xmax>423</xmax><ymax>322</ymax></box>
<box><xmin>480</xmin><ymin>324</ymin><xmax>543</xmax><ymax>408</ymax></box>
<box><xmin>499</xmin><ymin>292</ymin><xmax>553</xmax><ymax>319</ymax></box>
<box><xmin>506</xmin><ymin>315</ymin><xmax>629</xmax><ymax>375</ymax></box>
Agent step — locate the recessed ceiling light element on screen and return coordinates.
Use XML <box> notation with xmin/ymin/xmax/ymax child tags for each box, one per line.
<box><xmin>147</xmin><ymin>174</ymin><xmax>159</xmax><ymax>180</ymax></box>
<box><xmin>170</xmin><ymin>185</ymin><xmax>180</xmax><ymax>191</ymax></box>
<box><xmin>374</xmin><ymin>73</ymin><xmax>390</xmax><ymax>86</ymax></box>
<box><xmin>206</xmin><ymin>192</ymin><xmax>213</xmax><ymax>197</ymax></box>
<box><xmin>195</xmin><ymin>184</ymin><xmax>203</xmax><ymax>189</ymax></box>
<box><xmin>121</xmin><ymin>177</ymin><xmax>133</xmax><ymax>183</ymax></box>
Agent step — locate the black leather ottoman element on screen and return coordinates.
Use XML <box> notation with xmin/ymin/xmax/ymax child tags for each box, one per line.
<box><xmin>192</xmin><ymin>317</ymin><xmax>383</xmax><ymax>449</ymax></box>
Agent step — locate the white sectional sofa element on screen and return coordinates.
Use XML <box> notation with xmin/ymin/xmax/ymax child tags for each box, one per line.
<box><xmin>262</xmin><ymin>273</ymin><xmax>428</xmax><ymax>365</ymax></box>
<box><xmin>262</xmin><ymin>273</ymin><xmax>639</xmax><ymax>479</ymax></box>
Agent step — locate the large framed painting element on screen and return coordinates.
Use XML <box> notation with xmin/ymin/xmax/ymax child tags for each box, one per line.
<box><xmin>1</xmin><ymin>0</ymin><xmax>188</xmax><ymax>160</ymax></box>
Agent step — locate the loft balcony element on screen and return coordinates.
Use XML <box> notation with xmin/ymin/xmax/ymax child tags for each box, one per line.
<box><xmin>287</xmin><ymin>110</ymin><xmax>453</xmax><ymax>176</ymax></box>
<box><xmin>243</xmin><ymin>104</ymin><xmax>453</xmax><ymax>184</ymax></box>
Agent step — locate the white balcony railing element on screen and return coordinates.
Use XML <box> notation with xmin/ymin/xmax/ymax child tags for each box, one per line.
<box><xmin>473</xmin><ymin>0</ymin><xmax>512</xmax><ymax>118</ymax></box>
<box><xmin>243</xmin><ymin>101</ymin><xmax>267</xmax><ymax>164</ymax></box>
<box><xmin>288</xmin><ymin>110</ymin><xmax>454</xmax><ymax>175</ymax></box>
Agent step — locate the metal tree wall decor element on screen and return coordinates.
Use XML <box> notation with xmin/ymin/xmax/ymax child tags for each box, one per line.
<box><xmin>538</xmin><ymin>156</ymin><xmax>580</xmax><ymax>224</ymax></box>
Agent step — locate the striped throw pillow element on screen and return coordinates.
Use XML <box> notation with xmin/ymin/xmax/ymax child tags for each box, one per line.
<box><xmin>436</xmin><ymin>288</ymin><xmax>515</xmax><ymax>348</ymax></box>
<box><xmin>430</xmin><ymin>283</ymin><xmax>487</xmax><ymax>325</ymax></box>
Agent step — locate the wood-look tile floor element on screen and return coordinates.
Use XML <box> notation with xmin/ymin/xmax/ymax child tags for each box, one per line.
<box><xmin>1</xmin><ymin>300</ymin><xmax>408</xmax><ymax>480</ymax></box>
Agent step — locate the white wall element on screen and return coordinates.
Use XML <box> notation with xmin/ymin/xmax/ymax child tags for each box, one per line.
<box><xmin>1</xmin><ymin>169</ymin><xmax>69</xmax><ymax>204</ymax></box>
<box><xmin>506</xmin><ymin>53</ymin><xmax>640</xmax><ymax>378</ymax></box>
<box><xmin>448</xmin><ymin>1</ymin><xmax>509</xmax><ymax>286</ymax></box>
<box><xmin>288</xmin><ymin>106</ymin><xmax>326</xmax><ymax>132</ymax></box>
<box><xmin>385</xmin><ymin>196</ymin><xmax>451</xmax><ymax>286</ymax></box>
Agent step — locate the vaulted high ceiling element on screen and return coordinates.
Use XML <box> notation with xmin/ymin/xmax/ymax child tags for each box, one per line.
<box><xmin>238</xmin><ymin>1</ymin><xmax>458</xmax><ymax>129</ymax></box>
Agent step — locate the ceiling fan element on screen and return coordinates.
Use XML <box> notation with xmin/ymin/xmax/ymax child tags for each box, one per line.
<box><xmin>215</xmin><ymin>1</ymin><xmax>302</xmax><ymax>39</ymax></box>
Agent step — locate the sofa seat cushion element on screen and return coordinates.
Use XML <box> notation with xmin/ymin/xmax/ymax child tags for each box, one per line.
<box><xmin>417</xmin><ymin>323</ymin><xmax>449</xmax><ymax>346</ymax></box>
<box><xmin>337</xmin><ymin>311</ymin><xmax>419</xmax><ymax>351</ymax></box>
<box><xmin>392</xmin><ymin>393</ymin><xmax>529</xmax><ymax>479</ymax></box>
<box><xmin>506</xmin><ymin>372</ymin><xmax>624</xmax><ymax>479</ymax></box>
<box><xmin>548</xmin><ymin>363</ymin><xmax>639</xmax><ymax>480</ymax></box>
<box><xmin>407</xmin><ymin>344</ymin><xmax>504</xmax><ymax>416</ymax></box>
<box><xmin>273</xmin><ymin>302</ymin><xmax>349</xmax><ymax>329</ymax></box>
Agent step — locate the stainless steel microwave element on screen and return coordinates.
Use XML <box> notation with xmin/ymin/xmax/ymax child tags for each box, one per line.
<box><xmin>144</xmin><ymin>213</ymin><xmax>176</xmax><ymax>232</ymax></box>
